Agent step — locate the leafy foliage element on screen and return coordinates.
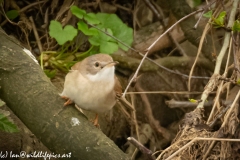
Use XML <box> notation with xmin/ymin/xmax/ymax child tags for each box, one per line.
<box><xmin>45</xmin><ymin>6</ymin><xmax>133</xmax><ymax>78</ymax></box>
<box><xmin>71</xmin><ymin>6</ymin><xmax>133</xmax><ymax>53</ymax></box>
<box><xmin>204</xmin><ymin>10</ymin><xmax>240</xmax><ymax>32</ymax></box>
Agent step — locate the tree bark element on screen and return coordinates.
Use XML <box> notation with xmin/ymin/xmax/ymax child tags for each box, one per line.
<box><xmin>0</xmin><ymin>31</ymin><xmax>130</xmax><ymax>160</ymax></box>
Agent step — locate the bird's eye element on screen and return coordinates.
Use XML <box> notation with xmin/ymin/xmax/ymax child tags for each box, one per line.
<box><xmin>94</xmin><ymin>62</ymin><xmax>100</xmax><ymax>67</ymax></box>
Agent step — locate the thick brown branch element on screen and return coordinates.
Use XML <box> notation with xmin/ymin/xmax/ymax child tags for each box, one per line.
<box><xmin>0</xmin><ymin>31</ymin><xmax>130</xmax><ymax>160</ymax></box>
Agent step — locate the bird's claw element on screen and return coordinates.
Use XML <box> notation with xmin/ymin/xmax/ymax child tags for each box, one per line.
<box><xmin>61</xmin><ymin>96</ymin><xmax>73</xmax><ymax>106</ymax></box>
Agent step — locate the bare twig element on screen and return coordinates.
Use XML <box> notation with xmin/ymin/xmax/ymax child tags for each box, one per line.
<box><xmin>127</xmin><ymin>137</ymin><xmax>154</xmax><ymax>160</ymax></box>
<box><xmin>188</xmin><ymin>19</ymin><xmax>211</xmax><ymax>91</ymax></box>
<box><xmin>130</xmin><ymin>93</ymin><xmax>139</xmax><ymax>140</ymax></box>
<box><xmin>193</xmin><ymin>10</ymin><xmax>205</xmax><ymax>29</ymax></box>
<box><xmin>21</xmin><ymin>1</ymin><xmax>46</xmax><ymax>13</ymax></box>
<box><xmin>126</xmin><ymin>91</ymin><xmax>213</xmax><ymax>95</ymax></box>
<box><xmin>166</xmin><ymin>100</ymin><xmax>215</xmax><ymax>108</ymax></box>
<box><xmin>29</xmin><ymin>16</ymin><xmax>43</xmax><ymax>55</ymax></box>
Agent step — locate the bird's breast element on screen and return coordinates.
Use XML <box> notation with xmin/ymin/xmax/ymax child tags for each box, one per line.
<box><xmin>63</xmin><ymin>71</ymin><xmax>116</xmax><ymax>113</ymax></box>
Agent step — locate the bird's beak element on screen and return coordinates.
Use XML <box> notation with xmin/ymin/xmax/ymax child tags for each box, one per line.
<box><xmin>104</xmin><ymin>61</ymin><xmax>119</xmax><ymax>68</ymax></box>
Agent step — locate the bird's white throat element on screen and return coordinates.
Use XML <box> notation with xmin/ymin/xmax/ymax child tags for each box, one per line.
<box><xmin>86</xmin><ymin>66</ymin><xmax>115</xmax><ymax>82</ymax></box>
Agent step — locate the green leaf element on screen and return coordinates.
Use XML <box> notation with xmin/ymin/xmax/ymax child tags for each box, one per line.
<box><xmin>98</xmin><ymin>28</ymin><xmax>113</xmax><ymax>41</ymax></box>
<box><xmin>84</xmin><ymin>13</ymin><xmax>100</xmax><ymax>25</ymax></box>
<box><xmin>88</xmin><ymin>28</ymin><xmax>112</xmax><ymax>45</ymax></box>
<box><xmin>6</xmin><ymin>10</ymin><xmax>19</xmax><ymax>20</ymax></box>
<box><xmin>96</xmin><ymin>13</ymin><xmax>133</xmax><ymax>51</ymax></box>
<box><xmin>203</xmin><ymin>10</ymin><xmax>212</xmax><ymax>18</ymax></box>
<box><xmin>100</xmin><ymin>41</ymin><xmax>118</xmax><ymax>53</ymax></box>
<box><xmin>212</xmin><ymin>11</ymin><xmax>226</xmax><ymax>28</ymax></box>
<box><xmin>0</xmin><ymin>113</ymin><xmax>19</xmax><ymax>133</ymax></box>
<box><xmin>232</xmin><ymin>20</ymin><xmax>240</xmax><ymax>32</ymax></box>
<box><xmin>218</xmin><ymin>11</ymin><xmax>226</xmax><ymax>20</ymax></box>
<box><xmin>77</xmin><ymin>21</ymin><xmax>98</xmax><ymax>36</ymax></box>
<box><xmin>70</xmin><ymin>6</ymin><xmax>86</xmax><ymax>19</ymax></box>
<box><xmin>49</xmin><ymin>20</ymin><xmax>78</xmax><ymax>45</ymax></box>
<box><xmin>88</xmin><ymin>36</ymin><xmax>100</xmax><ymax>46</ymax></box>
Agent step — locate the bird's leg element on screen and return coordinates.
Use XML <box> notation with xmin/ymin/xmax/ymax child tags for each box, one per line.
<box><xmin>61</xmin><ymin>96</ymin><xmax>73</xmax><ymax>106</ymax></box>
<box><xmin>93</xmin><ymin>114</ymin><xmax>99</xmax><ymax>127</ymax></box>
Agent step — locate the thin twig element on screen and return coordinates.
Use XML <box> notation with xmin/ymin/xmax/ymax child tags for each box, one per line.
<box><xmin>130</xmin><ymin>93</ymin><xmax>139</xmax><ymax>140</ymax></box>
<box><xmin>207</xmin><ymin>33</ymin><xmax>233</xmax><ymax>123</ymax></box>
<box><xmin>193</xmin><ymin>10</ymin><xmax>205</xmax><ymax>29</ymax></box>
<box><xmin>21</xmin><ymin>1</ymin><xmax>46</xmax><ymax>13</ymax></box>
<box><xmin>188</xmin><ymin>20</ymin><xmax>211</xmax><ymax>91</ymax></box>
<box><xmin>127</xmin><ymin>137</ymin><xmax>154</xmax><ymax>160</ymax></box>
<box><xmin>29</xmin><ymin>16</ymin><xmax>43</xmax><ymax>55</ymax></box>
<box><xmin>126</xmin><ymin>91</ymin><xmax>214</xmax><ymax>94</ymax></box>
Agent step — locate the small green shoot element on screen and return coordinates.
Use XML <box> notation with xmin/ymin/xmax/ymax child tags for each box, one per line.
<box><xmin>189</xmin><ymin>99</ymin><xmax>198</xmax><ymax>103</ymax></box>
<box><xmin>212</xmin><ymin>11</ymin><xmax>226</xmax><ymax>28</ymax></box>
<box><xmin>203</xmin><ymin>10</ymin><xmax>212</xmax><ymax>18</ymax></box>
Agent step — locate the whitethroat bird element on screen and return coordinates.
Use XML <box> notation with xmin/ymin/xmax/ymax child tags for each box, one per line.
<box><xmin>60</xmin><ymin>53</ymin><xmax>122</xmax><ymax>126</ymax></box>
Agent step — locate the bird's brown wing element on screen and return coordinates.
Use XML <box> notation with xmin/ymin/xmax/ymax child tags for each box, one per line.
<box><xmin>114</xmin><ymin>76</ymin><xmax>122</xmax><ymax>98</ymax></box>
<box><xmin>114</xmin><ymin>76</ymin><xmax>135</xmax><ymax>111</ymax></box>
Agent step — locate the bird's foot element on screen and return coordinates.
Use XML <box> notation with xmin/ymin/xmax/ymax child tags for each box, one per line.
<box><xmin>92</xmin><ymin>114</ymin><xmax>100</xmax><ymax>128</ymax></box>
<box><xmin>61</xmin><ymin>96</ymin><xmax>73</xmax><ymax>106</ymax></box>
